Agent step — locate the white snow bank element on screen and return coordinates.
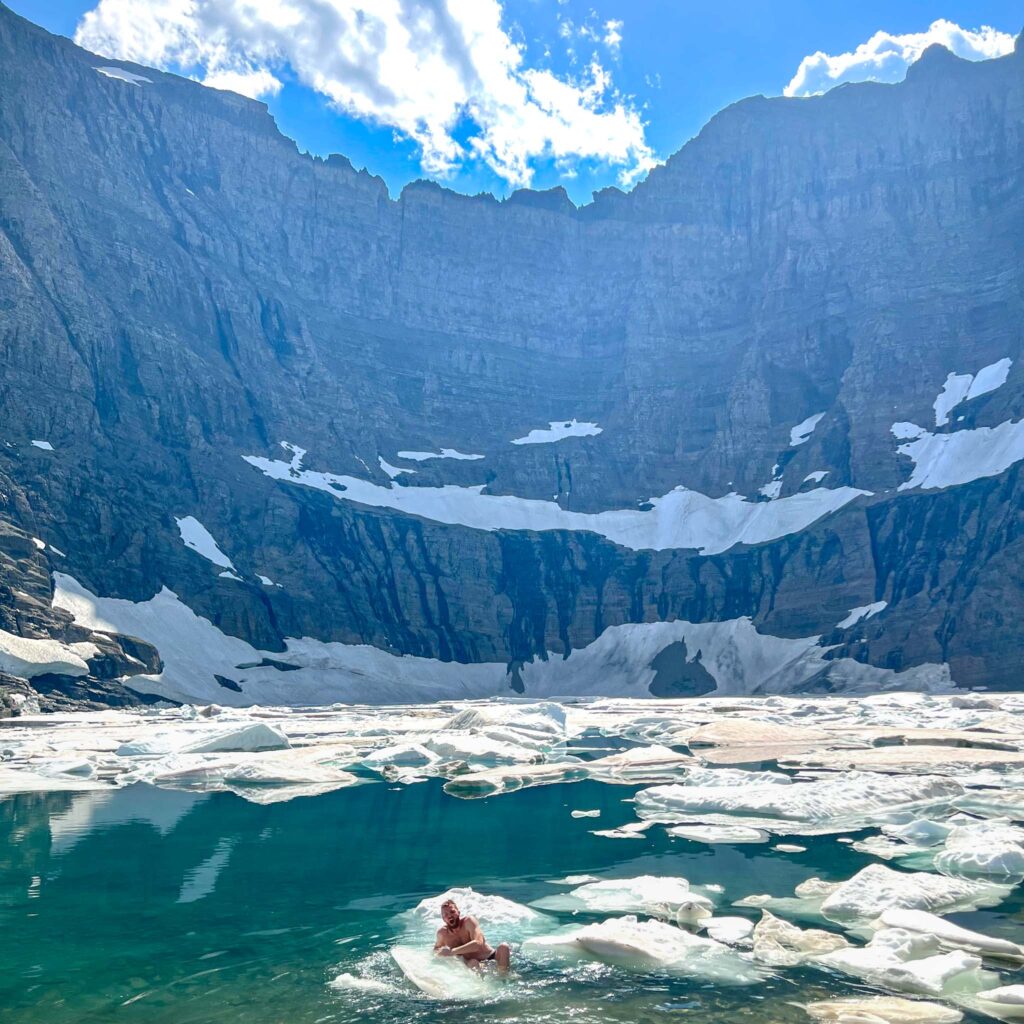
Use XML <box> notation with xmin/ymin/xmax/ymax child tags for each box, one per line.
<box><xmin>95</xmin><ymin>66</ymin><xmax>152</xmax><ymax>85</ymax></box>
<box><xmin>894</xmin><ymin>419</ymin><xmax>1024</xmax><ymax>490</ymax></box>
<box><xmin>174</xmin><ymin>516</ymin><xmax>234</xmax><ymax>569</ymax></box>
<box><xmin>395</xmin><ymin>448</ymin><xmax>483</xmax><ymax>462</ymax></box>
<box><xmin>790</xmin><ymin>412</ymin><xmax>825</xmax><ymax>446</ymax></box>
<box><xmin>934</xmin><ymin>359</ymin><xmax>1012</xmax><ymax>426</ymax></box>
<box><xmin>511</xmin><ymin>419</ymin><xmax>603</xmax><ymax>445</ymax></box>
<box><xmin>30</xmin><ymin>439</ymin><xmax>54</xmax><ymax>450</ymax></box>
<box><xmin>243</xmin><ymin>443</ymin><xmax>868</xmax><ymax>554</ymax></box>
<box><xmin>53</xmin><ymin>572</ymin><xmax>945</xmax><ymax>705</ymax></box>
<box><xmin>804</xmin><ymin>471</ymin><xmax>829</xmax><ymax>484</ymax></box>
<box><xmin>378</xmin><ymin>457</ymin><xmax>414</xmax><ymax>479</ymax></box>
<box><xmin>837</xmin><ymin>601</ymin><xmax>887</xmax><ymax>629</ymax></box>
<box><xmin>0</xmin><ymin>628</ymin><xmax>90</xmax><ymax>679</ymax></box>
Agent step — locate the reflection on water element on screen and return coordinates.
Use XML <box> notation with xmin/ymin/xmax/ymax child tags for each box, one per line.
<box><xmin>1</xmin><ymin>781</ymin><xmax>1019</xmax><ymax>1022</ymax></box>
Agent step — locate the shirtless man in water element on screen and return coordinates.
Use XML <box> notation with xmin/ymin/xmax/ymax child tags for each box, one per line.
<box><xmin>434</xmin><ymin>899</ymin><xmax>511</xmax><ymax>972</ymax></box>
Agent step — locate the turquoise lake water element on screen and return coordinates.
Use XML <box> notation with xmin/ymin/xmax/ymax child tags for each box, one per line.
<box><xmin>2</xmin><ymin>777</ymin><xmax>1021</xmax><ymax>1023</ymax></box>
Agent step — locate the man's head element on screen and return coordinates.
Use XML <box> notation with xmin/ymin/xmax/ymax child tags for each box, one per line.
<box><xmin>440</xmin><ymin>899</ymin><xmax>461</xmax><ymax>928</ymax></box>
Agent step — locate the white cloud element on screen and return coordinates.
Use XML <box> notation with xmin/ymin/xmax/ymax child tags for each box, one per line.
<box><xmin>603</xmin><ymin>19</ymin><xmax>622</xmax><ymax>53</ymax></box>
<box><xmin>785</xmin><ymin>19</ymin><xmax>1015</xmax><ymax>97</ymax></box>
<box><xmin>74</xmin><ymin>0</ymin><xmax>653</xmax><ymax>189</ymax></box>
<box><xmin>203</xmin><ymin>67</ymin><xmax>282</xmax><ymax>99</ymax></box>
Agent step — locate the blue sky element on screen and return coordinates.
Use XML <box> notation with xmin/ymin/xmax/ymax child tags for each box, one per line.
<box><xmin>13</xmin><ymin>0</ymin><xmax>1023</xmax><ymax>204</ymax></box>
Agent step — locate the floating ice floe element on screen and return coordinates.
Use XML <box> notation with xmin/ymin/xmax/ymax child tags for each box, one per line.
<box><xmin>816</xmin><ymin>927</ymin><xmax>995</xmax><ymax>998</ymax></box>
<box><xmin>510</xmin><ymin>419</ymin><xmax>602</xmax><ymax>445</ymax></box>
<box><xmin>635</xmin><ymin>772</ymin><xmax>963</xmax><ymax>835</ymax></box>
<box><xmin>116</xmin><ymin>722</ymin><xmax>290</xmax><ymax>756</ymax></box>
<box><xmin>390</xmin><ymin>946</ymin><xmax>492</xmax><ymax>1000</ymax></box>
<box><xmin>244</xmin><ymin>443</ymin><xmax>868</xmax><ymax>554</ymax></box>
<box><xmin>751</xmin><ymin>909</ymin><xmax>849</xmax><ymax>966</ymax></box>
<box><xmin>524</xmin><ymin>915</ymin><xmax>764</xmax><ymax>981</ymax></box>
<box><xmin>703</xmin><ymin>916</ymin><xmax>755</xmax><ymax>945</ymax></box>
<box><xmin>396</xmin><ymin>887</ymin><xmax>548</xmax><ymax>962</ymax></box>
<box><xmin>668</xmin><ymin>824</ymin><xmax>769</xmax><ymax>844</ymax></box>
<box><xmin>876</xmin><ymin>909</ymin><xmax>1024</xmax><ymax>964</ymax></box>
<box><xmin>977</xmin><ymin>985</ymin><xmax>1024</xmax><ymax>1019</ymax></box>
<box><xmin>328</xmin><ymin>973</ymin><xmax>395</xmax><ymax>995</ymax></box>
<box><xmin>443</xmin><ymin>760</ymin><xmax>589</xmax><ymax>798</ymax></box>
<box><xmin>931</xmin><ymin>818</ymin><xmax>1024</xmax><ymax>881</ymax></box>
<box><xmin>804</xmin><ymin>995</ymin><xmax>964</xmax><ymax>1022</ymax></box>
<box><xmin>531</xmin><ymin>875</ymin><xmax>715</xmax><ymax>924</ymax></box>
<box><xmin>819</xmin><ymin>864</ymin><xmax>1012</xmax><ymax>923</ymax></box>
<box><xmin>174</xmin><ymin>515</ymin><xmax>235</xmax><ymax>570</ymax></box>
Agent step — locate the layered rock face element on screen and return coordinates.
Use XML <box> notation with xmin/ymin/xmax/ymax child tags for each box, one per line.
<box><xmin>1</xmin><ymin>5</ymin><xmax>1023</xmax><ymax>704</ymax></box>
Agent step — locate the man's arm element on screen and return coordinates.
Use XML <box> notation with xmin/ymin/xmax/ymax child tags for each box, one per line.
<box><xmin>449</xmin><ymin>917</ymin><xmax>490</xmax><ymax>958</ymax></box>
<box><xmin>434</xmin><ymin>928</ymin><xmax>449</xmax><ymax>951</ymax></box>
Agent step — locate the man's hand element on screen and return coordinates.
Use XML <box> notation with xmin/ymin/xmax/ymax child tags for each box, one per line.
<box><xmin>437</xmin><ymin>946</ymin><xmax>453</xmax><ymax>957</ymax></box>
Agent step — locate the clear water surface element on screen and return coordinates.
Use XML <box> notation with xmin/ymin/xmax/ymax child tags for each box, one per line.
<box><xmin>2</xmin><ymin>775</ymin><xmax>1021</xmax><ymax>1023</ymax></box>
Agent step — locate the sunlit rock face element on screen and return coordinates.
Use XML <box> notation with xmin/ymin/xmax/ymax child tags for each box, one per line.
<box><xmin>1</xmin><ymin>8</ymin><xmax>1023</xmax><ymax>704</ymax></box>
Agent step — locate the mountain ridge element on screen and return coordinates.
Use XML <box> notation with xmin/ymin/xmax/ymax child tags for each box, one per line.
<box><xmin>1</xmin><ymin>5</ymin><xmax>1023</xmax><ymax>707</ymax></box>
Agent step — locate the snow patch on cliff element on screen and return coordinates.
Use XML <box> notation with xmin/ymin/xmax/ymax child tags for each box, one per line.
<box><xmin>244</xmin><ymin>445</ymin><xmax>869</xmax><ymax>555</ymax></box>
<box><xmin>0</xmin><ymin>629</ymin><xmax>91</xmax><ymax>680</ymax></box>
<box><xmin>379</xmin><ymin>457</ymin><xmax>414</xmax><ymax>479</ymax></box>
<box><xmin>790</xmin><ymin>413</ymin><xmax>825</xmax><ymax>446</ymax></box>
<box><xmin>837</xmin><ymin>601</ymin><xmax>887</xmax><ymax>629</ymax></box>
<box><xmin>51</xmin><ymin>574</ymin><xmax>946</xmax><ymax>706</ymax></box>
<box><xmin>893</xmin><ymin>419</ymin><xmax>1024</xmax><ymax>490</ymax></box>
<box><xmin>95</xmin><ymin>65</ymin><xmax>151</xmax><ymax>85</ymax></box>
<box><xmin>395</xmin><ymin>449</ymin><xmax>483</xmax><ymax>462</ymax></box>
<box><xmin>175</xmin><ymin>516</ymin><xmax>234</xmax><ymax>570</ymax></box>
<box><xmin>934</xmin><ymin>358</ymin><xmax>1012</xmax><ymax>426</ymax></box>
<box><xmin>511</xmin><ymin>419</ymin><xmax>603</xmax><ymax>445</ymax></box>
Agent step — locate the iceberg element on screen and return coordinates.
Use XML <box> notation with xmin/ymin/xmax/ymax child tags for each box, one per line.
<box><xmin>524</xmin><ymin>916</ymin><xmax>764</xmax><ymax>982</ymax></box>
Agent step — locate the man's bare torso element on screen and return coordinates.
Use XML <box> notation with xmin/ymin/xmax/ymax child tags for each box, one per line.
<box><xmin>436</xmin><ymin>915</ymin><xmax>493</xmax><ymax>963</ymax></box>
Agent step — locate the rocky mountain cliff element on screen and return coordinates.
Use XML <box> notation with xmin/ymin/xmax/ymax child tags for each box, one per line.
<box><xmin>1</xmin><ymin>5</ymin><xmax>1023</xmax><ymax>707</ymax></box>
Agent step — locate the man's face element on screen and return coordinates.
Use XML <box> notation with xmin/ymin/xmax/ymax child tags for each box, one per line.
<box><xmin>441</xmin><ymin>902</ymin><xmax>460</xmax><ymax>928</ymax></box>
